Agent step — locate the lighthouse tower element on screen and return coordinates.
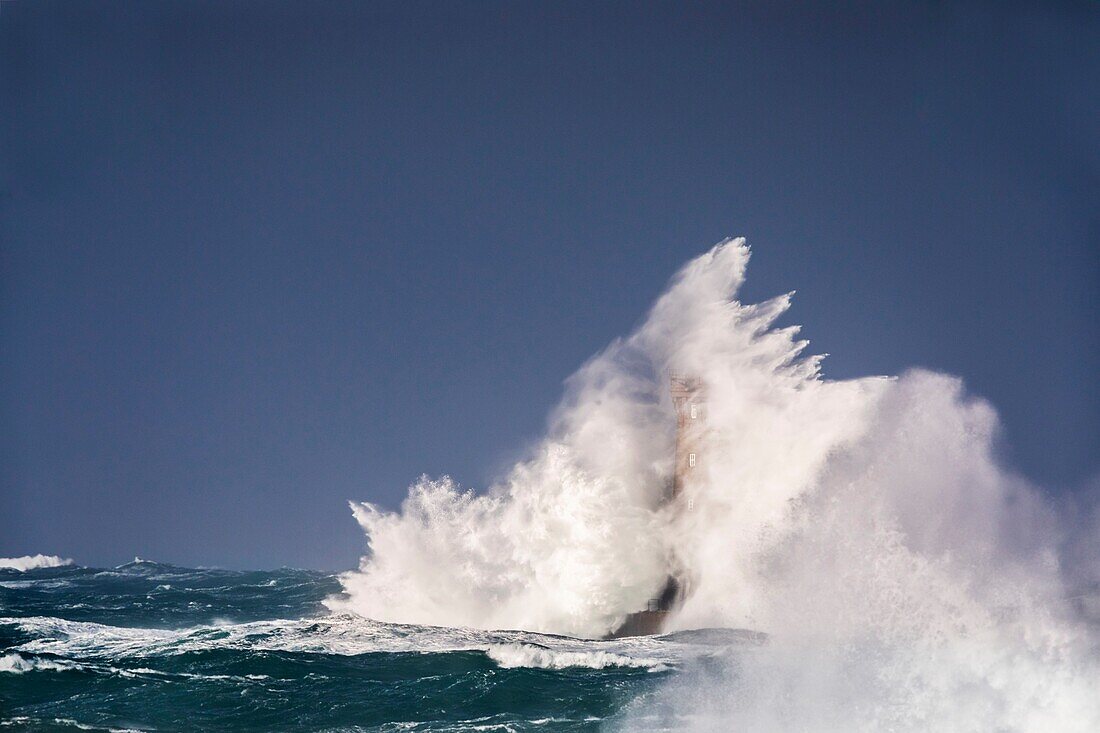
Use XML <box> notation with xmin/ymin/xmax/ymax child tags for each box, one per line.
<box><xmin>669</xmin><ymin>373</ymin><xmax>705</xmax><ymax>504</ymax></box>
<box><xmin>605</xmin><ymin>372</ymin><xmax>703</xmax><ymax>638</ymax></box>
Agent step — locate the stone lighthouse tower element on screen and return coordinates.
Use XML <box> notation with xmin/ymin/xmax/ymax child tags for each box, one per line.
<box><xmin>605</xmin><ymin>372</ymin><xmax>703</xmax><ymax>638</ymax></box>
<box><xmin>669</xmin><ymin>373</ymin><xmax>705</xmax><ymax>504</ymax></box>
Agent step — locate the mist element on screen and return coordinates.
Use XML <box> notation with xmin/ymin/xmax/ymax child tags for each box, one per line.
<box><xmin>329</xmin><ymin>239</ymin><xmax>1099</xmax><ymax>730</ymax></box>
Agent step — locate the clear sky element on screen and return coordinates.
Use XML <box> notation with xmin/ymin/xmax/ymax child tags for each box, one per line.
<box><xmin>2</xmin><ymin>1</ymin><xmax>1097</xmax><ymax>570</ymax></box>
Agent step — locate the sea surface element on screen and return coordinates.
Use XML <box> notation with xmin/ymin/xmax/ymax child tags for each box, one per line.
<box><xmin>0</xmin><ymin>561</ymin><xmax>756</xmax><ymax>732</ymax></box>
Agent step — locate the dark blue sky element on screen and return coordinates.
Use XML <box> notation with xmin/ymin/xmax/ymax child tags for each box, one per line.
<box><xmin>2</xmin><ymin>2</ymin><xmax>1097</xmax><ymax>570</ymax></box>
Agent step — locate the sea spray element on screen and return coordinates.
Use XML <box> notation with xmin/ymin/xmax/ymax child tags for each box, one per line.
<box><xmin>329</xmin><ymin>239</ymin><xmax>886</xmax><ymax>636</ymax></box>
<box><xmin>332</xmin><ymin>238</ymin><xmax>1100</xmax><ymax>729</ymax></box>
<box><xmin>621</xmin><ymin>370</ymin><xmax>1100</xmax><ymax>731</ymax></box>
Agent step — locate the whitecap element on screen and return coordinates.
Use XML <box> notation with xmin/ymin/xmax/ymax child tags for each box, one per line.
<box><xmin>0</xmin><ymin>555</ymin><xmax>72</xmax><ymax>572</ymax></box>
<box><xmin>485</xmin><ymin>643</ymin><xmax>667</xmax><ymax>670</ymax></box>
<box><xmin>0</xmin><ymin>652</ymin><xmax>73</xmax><ymax>674</ymax></box>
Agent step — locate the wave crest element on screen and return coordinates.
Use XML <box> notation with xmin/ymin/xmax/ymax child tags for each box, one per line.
<box><xmin>0</xmin><ymin>555</ymin><xmax>73</xmax><ymax>572</ymax></box>
<box><xmin>331</xmin><ymin>238</ymin><xmax>1100</xmax><ymax>729</ymax></box>
<box><xmin>486</xmin><ymin>643</ymin><xmax>667</xmax><ymax>670</ymax></box>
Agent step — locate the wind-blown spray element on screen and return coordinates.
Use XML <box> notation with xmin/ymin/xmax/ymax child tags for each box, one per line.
<box><xmin>330</xmin><ymin>239</ymin><xmax>1099</xmax><ymax>730</ymax></box>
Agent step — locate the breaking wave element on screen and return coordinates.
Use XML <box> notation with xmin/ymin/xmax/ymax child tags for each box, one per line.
<box><xmin>0</xmin><ymin>651</ymin><xmax>73</xmax><ymax>674</ymax></box>
<box><xmin>0</xmin><ymin>555</ymin><xmax>73</xmax><ymax>572</ymax></box>
<box><xmin>332</xmin><ymin>238</ymin><xmax>1100</xmax><ymax>730</ymax></box>
<box><xmin>486</xmin><ymin>643</ymin><xmax>668</xmax><ymax>671</ymax></box>
<box><xmin>0</xmin><ymin>613</ymin><xmax>717</xmax><ymax>673</ymax></box>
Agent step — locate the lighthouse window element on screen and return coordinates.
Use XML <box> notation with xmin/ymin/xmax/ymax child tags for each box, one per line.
<box><xmin>688</xmin><ymin>453</ymin><xmax>696</xmax><ymax>467</ymax></box>
<box><xmin>690</xmin><ymin>404</ymin><xmax>697</xmax><ymax>419</ymax></box>
<box><xmin>688</xmin><ymin>499</ymin><xmax>695</xmax><ymax>511</ymax></box>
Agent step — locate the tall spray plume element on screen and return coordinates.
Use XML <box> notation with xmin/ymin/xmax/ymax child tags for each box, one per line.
<box><xmin>329</xmin><ymin>239</ymin><xmax>1099</xmax><ymax>731</ymax></box>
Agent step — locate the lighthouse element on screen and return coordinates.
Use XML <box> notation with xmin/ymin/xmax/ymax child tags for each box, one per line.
<box><xmin>605</xmin><ymin>372</ymin><xmax>703</xmax><ymax>638</ymax></box>
<box><xmin>669</xmin><ymin>372</ymin><xmax>705</xmax><ymax>503</ymax></box>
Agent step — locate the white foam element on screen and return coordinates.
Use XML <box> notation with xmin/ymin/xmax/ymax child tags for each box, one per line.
<box><xmin>486</xmin><ymin>643</ymin><xmax>667</xmax><ymax>670</ymax></box>
<box><xmin>0</xmin><ymin>613</ymin><xmax>704</xmax><ymax>672</ymax></box>
<box><xmin>0</xmin><ymin>555</ymin><xmax>72</xmax><ymax>572</ymax></box>
<box><xmin>0</xmin><ymin>652</ymin><xmax>73</xmax><ymax>674</ymax></box>
<box><xmin>329</xmin><ymin>238</ymin><xmax>1100</xmax><ymax>730</ymax></box>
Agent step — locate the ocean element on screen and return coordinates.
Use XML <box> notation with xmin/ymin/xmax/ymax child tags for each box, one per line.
<box><xmin>0</xmin><ymin>560</ymin><xmax>757</xmax><ymax>732</ymax></box>
<box><xmin>5</xmin><ymin>241</ymin><xmax>1099</xmax><ymax>731</ymax></box>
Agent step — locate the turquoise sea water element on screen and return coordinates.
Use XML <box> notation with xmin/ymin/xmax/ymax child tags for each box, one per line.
<box><xmin>0</xmin><ymin>561</ymin><xmax>753</xmax><ymax>732</ymax></box>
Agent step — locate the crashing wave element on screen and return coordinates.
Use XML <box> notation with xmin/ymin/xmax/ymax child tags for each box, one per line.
<box><xmin>486</xmin><ymin>643</ymin><xmax>668</xmax><ymax>670</ymax></box>
<box><xmin>0</xmin><ymin>555</ymin><xmax>73</xmax><ymax>572</ymax></box>
<box><xmin>0</xmin><ymin>652</ymin><xmax>74</xmax><ymax>674</ymax></box>
<box><xmin>330</xmin><ymin>238</ymin><xmax>1100</xmax><ymax>731</ymax></box>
